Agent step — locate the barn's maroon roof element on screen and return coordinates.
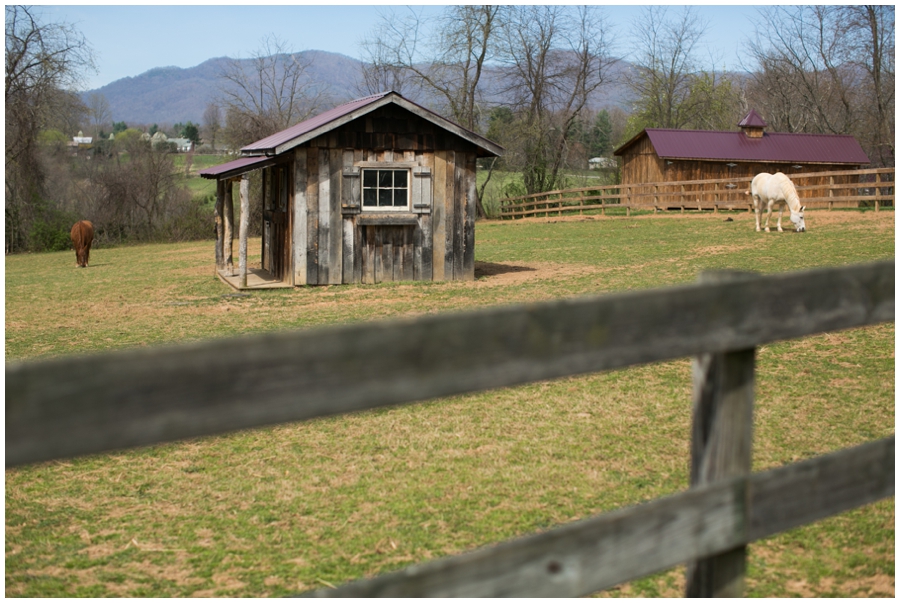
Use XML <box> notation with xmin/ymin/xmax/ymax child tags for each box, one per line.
<box><xmin>615</xmin><ymin>128</ymin><xmax>870</xmax><ymax>165</ymax></box>
<box><xmin>738</xmin><ymin>109</ymin><xmax>767</xmax><ymax>128</ymax></box>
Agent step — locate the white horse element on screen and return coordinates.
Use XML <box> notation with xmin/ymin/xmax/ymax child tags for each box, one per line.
<box><xmin>748</xmin><ymin>172</ymin><xmax>806</xmax><ymax>233</ymax></box>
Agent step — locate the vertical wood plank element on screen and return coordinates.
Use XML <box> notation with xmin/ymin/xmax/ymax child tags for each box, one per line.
<box><xmin>239</xmin><ymin>175</ymin><xmax>250</xmax><ymax>289</ymax></box>
<box><xmin>444</xmin><ymin>150</ymin><xmax>457</xmax><ymax>281</ymax></box>
<box><xmin>383</xmin><ymin>227</ymin><xmax>394</xmax><ymax>282</ymax></box>
<box><xmin>686</xmin><ymin>272</ymin><xmax>756</xmax><ymax>597</ymax></box>
<box><xmin>293</xmin><ymin>147</ymin><xmax>308</xmax><ymax>286</ymax></box>
<box><xmin>462</xmin><ymin>153</ymin><xmax>476</xmax><ymax>281</ymax></box>
<box><xmin>306</xmin><ymin>150</ymin><xmax>319</xmax><ymax>285</ymax></box>
<box><xmin>420</xmin><ymin>153</ymin><xmax>434</xmax><ymax>281</ymax></box>
<box><xmin>318</xmin><ymin>149</ymin><xmax>332</xmax><ymax>285</ymax></box>
<box><xmin>341</xmin><ymin>150</ymin><xmax>356</xmax><ymax>284</ymax></box>
<box><xmin>432</xmin><ymin>151</ymin><xmax>447</xmax><ymax>281</ymax></box>
<box><xmin>402</xmin><ymin>226</ymin><xmax>414</xmax><ymax>281</ymax></box>
<box><xmin>451</xmin><ymin>153</ymin><xmax>465</xmax><ymax>280</ymax></box>
<box><xmin>329</xmin><ymin>148</ymin><xmax>343</xmax><ymax>284</ymax></box>
<box><xmin>362</xmin><ymin>226</ymin><xmax>374</xmax><ymax>284</ymax></box>
<box><xmin>374</xmin><ymin>227</ymin><xmax>383</xmax><ymax>284</ymax></box>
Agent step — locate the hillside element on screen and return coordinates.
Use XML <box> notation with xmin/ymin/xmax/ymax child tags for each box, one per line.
<box><xmin>86</xmin><ymin>50</ymin><xmax>365</xmax><ymax>125</ymax></box>
<box><xmin>83</xmin><ymin>50</ymin><xmax>633</xmax><ymax>126</ymax></box>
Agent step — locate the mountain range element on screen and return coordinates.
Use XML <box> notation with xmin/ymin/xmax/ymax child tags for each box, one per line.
<box><xmin>83</xmin><ymin>50</ymin><xmax>633</xmax><ymax>128</ymax></box>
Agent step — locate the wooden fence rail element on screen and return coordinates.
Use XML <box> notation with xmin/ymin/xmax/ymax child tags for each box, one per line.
<box><xmin>6</xmin><ymin>260</ymin><xmax>895</xmax><ymax>597</ymax></box>
<box><xmin>499</xmin><ymin>167</ymin><xmax>895</xmax><ymax>219</ymax></box>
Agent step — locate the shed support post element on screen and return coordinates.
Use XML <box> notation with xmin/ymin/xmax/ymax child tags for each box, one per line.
<box><xmin>224</xmin><ymin>180</ymin><xmax>235</xmax><ymax>275</ymax></box>
<box><xmin>685</xmin><ymin>271</ymin><xmax>756</xmax><ymax>598</ymax></box>
<box><xmin>215</xmin><ymin>180</ymin><xmax>224</xmax><ymax>272</ymax></box>
<box><xmin>239</xmin><ymin>174</ymin><xmax>250</xmax><ymax>289</ymax></box>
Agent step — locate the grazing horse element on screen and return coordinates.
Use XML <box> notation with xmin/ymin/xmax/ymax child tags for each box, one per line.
<box><xmin>70</xmin><ymin>220</ymin><xmax>94</xmax><ymax>267</ymax></box>
<box><xmin>748</xmin><ymin>172</ymin><xmax>806</xmax><ymax>233</ymax></box>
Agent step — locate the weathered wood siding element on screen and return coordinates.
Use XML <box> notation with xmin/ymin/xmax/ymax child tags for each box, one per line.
<box><xmin>288</xmin><ymin>105</ymin><xmax>478</xmax><ymax>285</ymax></box>
<box><xmin>620</xmin><ymin>132</ymin><xmax>861</xmax><ymax>201</ymax></box>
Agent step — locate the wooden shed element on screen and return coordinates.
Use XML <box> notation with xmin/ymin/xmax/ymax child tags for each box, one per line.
<box><xmin>200</xmin><ymin>92</ymin><xmax>503</xmax><ymax>289</ymax></box>
<box><xmin>613</xmin><ymin>110</ymin><xmax>870</xmax><ymax>197</ymax></box>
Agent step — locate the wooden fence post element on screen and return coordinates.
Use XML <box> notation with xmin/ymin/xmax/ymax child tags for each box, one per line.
<box><xmin>686</xmin><ymin>271</ymin><xmax>756</xmax><ymax>597</ymax></box>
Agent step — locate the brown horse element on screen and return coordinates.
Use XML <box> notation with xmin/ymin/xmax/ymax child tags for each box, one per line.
<box><xmin>70</xmin><ymin>220</ymin><xmax>94</xmax><ymax>267</ymax></box>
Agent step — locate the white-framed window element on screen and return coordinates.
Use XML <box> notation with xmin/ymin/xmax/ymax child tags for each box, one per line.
<box><xmin>362</xmin><ymin>168</ymin><xmax>410</xmax><ymax>211</ymax></box>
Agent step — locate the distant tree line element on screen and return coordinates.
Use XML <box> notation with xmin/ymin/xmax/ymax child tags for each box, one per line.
<box><xmin>4</xmin><ymin>5</ymin><xmax>894</xmax><ymax>252</ymax></box>
<box><xmin>357</xmin><ymin>4</ymin><xmax>893</xmax><ymax>205</ymax></box>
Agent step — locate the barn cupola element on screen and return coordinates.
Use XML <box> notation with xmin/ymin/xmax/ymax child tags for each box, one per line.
<box><xmin>738</xmin><ymin>109</ymin><xmax>767</xmax><ymax>139</ymax></box>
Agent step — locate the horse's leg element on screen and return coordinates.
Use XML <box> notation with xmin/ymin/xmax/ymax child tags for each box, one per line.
<box><xmin>753</xmin><ymin>196</ymin><xmax>761</xmax><ymax>231</ymax></box>
<box><xmin>776</xmin><ymin>204</ymin><xmax>784</xmax><ymax>232</ymax></box>
<box><xmin>764</xmin><ymin>201</ymin><xmax>772</xmax><ymax>232</ymax></box>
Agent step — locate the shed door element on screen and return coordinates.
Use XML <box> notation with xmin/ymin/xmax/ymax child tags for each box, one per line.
<box><xmin>264</xmin><ymin>165</ymin><xmax>291</xmax><ymax>282</ymax></box>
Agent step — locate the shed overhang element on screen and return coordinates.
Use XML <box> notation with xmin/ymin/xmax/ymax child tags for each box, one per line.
<box><xmin>198</xmin><ymin>155</ymin><xmax>280</xmax><ymax>181</ymax></box>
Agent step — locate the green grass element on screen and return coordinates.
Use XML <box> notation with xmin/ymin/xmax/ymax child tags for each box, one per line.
<box><xmin>5</xmin><ymin>209</ymin><xmax>894</xmax><ymax>596</ymax></box>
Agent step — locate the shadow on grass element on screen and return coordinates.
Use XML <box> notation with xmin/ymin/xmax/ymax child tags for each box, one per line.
<box><xmin>475</xmin><ymin>261</ymin><xmax>536</xmax><ymax>279</ymax></box>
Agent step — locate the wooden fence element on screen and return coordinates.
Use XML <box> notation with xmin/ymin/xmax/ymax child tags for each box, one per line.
<box><xmin>499</xmin><ymin>167</ymin><xmax>895</xmax><ymax>219</ymax></box>
<box><xmin>6</xmin><ymin>260</ymin><xmax>894</xmax><ymax>597</ymax></box>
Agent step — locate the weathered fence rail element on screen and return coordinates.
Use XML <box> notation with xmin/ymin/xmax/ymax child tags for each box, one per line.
<box><xmin>499</xmin><ymin>167</ymin><xmax>895</xmax><ymax>219</ymax></box>
<box><xmin>6</xmin><ymin>260</ymin><xmax>895</xmax><ymax>597</ymax></box>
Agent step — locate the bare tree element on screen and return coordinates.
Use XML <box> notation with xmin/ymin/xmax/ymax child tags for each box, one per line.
<box><xmin>218</xmin><ymin>35</ymin><xmax>326</xmax><ymax>148</ymax></box>
<box><xmin>745</xmin><ymin>5</ymin><xmax>894</xmax><ymax>165</ymax></box>
<box><xmin>496</xmin><ymin>5</ymin><xmax>615</xmax><ymax>195</ymax></box>
<box><xmin>86</xmin><ymin>92</ymin><xmax>110</xmax><ymax>137</ymax></box>
<box><xmin>360</xmin><ymin>6</ymin><xmax>498</xmax><ymax>131</ymax></box>
<box><xmin>5</xmin><ymin>5</ymin><xmax>94</xmax><ymax>252</ymax></box>
<box><xmin>202</xmin><ymin>101</ymin><xmax>222</xmax><ymax>150</ymax></box>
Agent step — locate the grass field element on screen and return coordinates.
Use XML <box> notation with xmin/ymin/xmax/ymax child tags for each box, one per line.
<box><xmin>5</xmin><ymin>209</ymin><xmax>895</xmax><ymax>596</ymax></box>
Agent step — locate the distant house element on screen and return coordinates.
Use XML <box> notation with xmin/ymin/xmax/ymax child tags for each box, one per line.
<box><xmin>200</xmin><ymin>91</ymin><xmax>503</xmax><ymax>289</ymax></box>
<box><xmin>71</xmin><ymin>131</ymin><xmax>92</xmax><ymax>148</ymax></box>
<box><xmin>168</xmin><ymin>138</ymin><xmax>195</xmax><ymax>153</ymax></box>
<box><xmin>613</xmin><ymin>110</ymin><xmax>870</xmax><ymax>197</ymax></box>
<box><xmin>588</xmin><ymin>157</ymin><xmax>617</xmax><ymax>170</ymax></box>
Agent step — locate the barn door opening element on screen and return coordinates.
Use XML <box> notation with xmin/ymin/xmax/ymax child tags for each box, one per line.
<box><xmin>263</xmin><ymin>165</ymin><xmax>291</xmax><ymax>282</ymax></box>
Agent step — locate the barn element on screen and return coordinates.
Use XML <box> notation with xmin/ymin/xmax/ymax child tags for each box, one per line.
<box><xmin>199</xmin><ymin>91</ymin><xmax>503</xmax><ymax>289</ymax></box>
<box><xmin>613</xmin><ymin>110</ymin><xmax>870</xmax><ymax>196</ymax></box>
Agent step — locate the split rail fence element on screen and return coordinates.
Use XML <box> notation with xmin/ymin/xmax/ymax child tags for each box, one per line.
<box><xmin>6</xmin><ymin>260</ymin><xmax>895</xmax><ymax>597</ymax></box>
<box><xmin>499</xmin><ymin>167</ymin><xmax>895</xmax><ymax>219</ymax></box>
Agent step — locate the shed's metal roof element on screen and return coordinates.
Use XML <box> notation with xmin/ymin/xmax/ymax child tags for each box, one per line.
<box><xmin>615</xmin><ymin>128</ymin><xmax>869</xmax><ymax>165</ymax></box>
<box><xmin>198</xmin><ymin>155</ymin><xmax>278</xmax><ymax>180</ymax></box>
<box><xmin>240</xmin><ymin>91</ymin><xmax>503</xmax><ymax>157</ymax></box>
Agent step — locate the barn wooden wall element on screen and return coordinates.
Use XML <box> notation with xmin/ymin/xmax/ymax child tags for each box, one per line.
<box><xmin>619</xmin><ymin>134</ymin><xmax>861</xmax><ymax>198</ymax></box>
<box><xmin>289</xmin><ymin>105</ymin><xmax>478</xmax><ymax>286</ymax></box>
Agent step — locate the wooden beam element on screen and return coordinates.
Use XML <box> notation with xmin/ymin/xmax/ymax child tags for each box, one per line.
<box><xmin>5</xmin><ymin>261</ymin><xmax>892</xmax><ymax>468</ymax></box>
<box><xmin>239</xmin><ymin>174</ymin><xmax>250</xmax><ymax>289</ymax></box>
<box><xmin>224</xmin><ymin>180</ymin><xmax>235</xmax><ymax>275</ymax></box>
<box><xmin>302</xmin><ymin>436</ymin><xmax>893</xmax><ymax>597</ymax></box>
<box><xmin>214</xmin><ymin>180</ymin><xmax>224</xmax><ymax>271</ymax></box>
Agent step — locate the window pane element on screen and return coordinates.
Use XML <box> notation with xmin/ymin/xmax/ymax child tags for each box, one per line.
<box><xmin>379</xmin><ymin>189</ymin><xmax>392</xmax><ymax>207</ymax></box>
<box><xmin>363</xmin><ymin>170</ymin><xmax>377</xmax><ymax>188</ymax></box>
<box><xmin>394</xmin><ymin>189</ymin><xmax>407</xmax><ymax>207</ymax></box>
<box><xmin>394</xmin><ymin>170</ymin><xmax>407</xmax><ymax>188</ymax></box>
<box><xmin>379</xmin><ymin>170</ymin><xmax>392</xmax><ymax>187</ymax></box>
<box><xmin>363</xmin><ymin>189</ymin><xmax>377</xmax><ymax>206</ymax></box>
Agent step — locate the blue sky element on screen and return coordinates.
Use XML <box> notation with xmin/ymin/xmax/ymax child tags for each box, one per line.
<box><xmin>43</xmin><ymin>4</ymin><xmax>761</xmax><ymax>91</ymax></box>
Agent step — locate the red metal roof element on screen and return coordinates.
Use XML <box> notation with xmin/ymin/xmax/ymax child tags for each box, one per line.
<box><xmin>240</xmin><ymin>92</ymin><xmax>392</xmax><ymax>155</ymax></box>
<box><xmin>239</xmin><ymin>91</ymin><xmax>502</xmax><ymax>157</ymax></box>
<box><xmin>198</xmin><ymin>155</ymin><xmax>277</xmax><ymax>180</ymax></box>
<box><xmin>615</xmin><ymin>129</ymin><xmax>869</xmax><ymax>165</ymax></box>
<box><xmin>738</xmin><ymin>109</ymin><xmax>767</xmax><ymax>128</ymax></box>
